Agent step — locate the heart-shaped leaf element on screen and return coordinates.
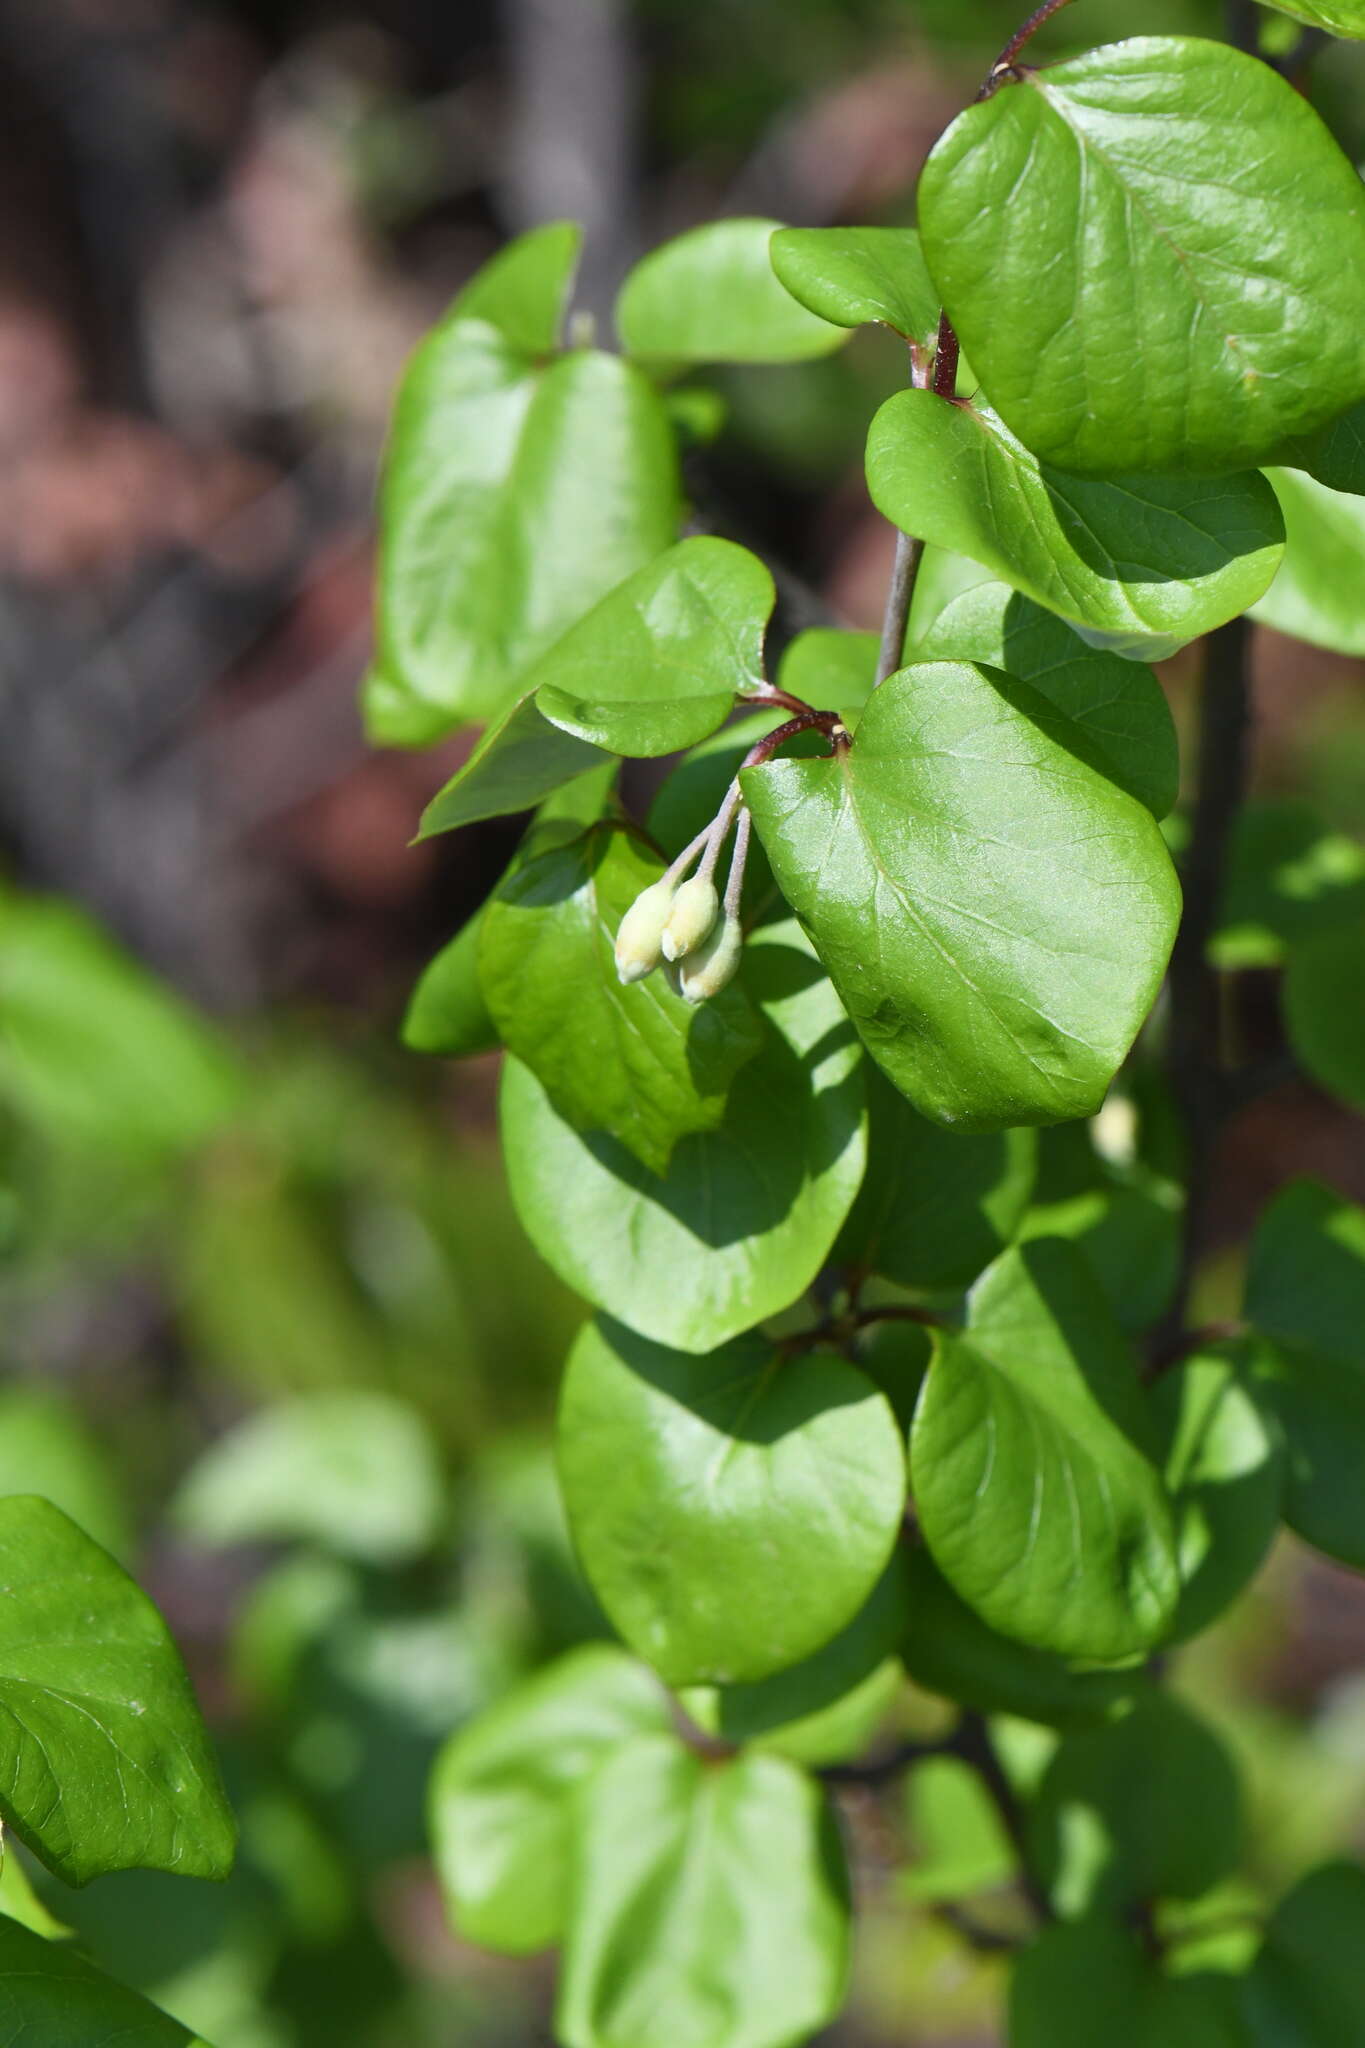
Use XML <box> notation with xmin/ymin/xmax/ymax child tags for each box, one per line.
<box><xmin>866</xmin><ymin>390</ymin><xmax>1283</xmax><ymax>660</ymax></box>
<box><xmin>558</xmin><ymin>1318</ymin><xmax>906</xmax><ymax>1685</ymax></box>
<box><xmin>769</xmin><ymin>226</ymin><xmax>939</xmax><ymax>340</ymax></box>
<box><xmin>557</xmin><ymin>1736</ymin><xmax>849</xmax><ymax>2048</ymax></box>
<box><xmin>743</xmin><ymin>660</ymin><xmax>1181</xmax><ymax>1129</ymax></box>
<box><xmin>617</xmin><ymin>218</ymin><xmax>847</xmax><ymax>365</ymax></box>
<box><xmin>919</xmin><ymin>39</ymin><xmax>1365</xmax><ymax>474</ymax></box>
<box><xmin>910</xmin><ymin>1241</ymin><xmax>1179</xmax><ymax>1661</ymax></box>
<box><xmin>499</xmin><ymin>921</ymin><xmax>866</xmax><ymax>1352</ymax></box>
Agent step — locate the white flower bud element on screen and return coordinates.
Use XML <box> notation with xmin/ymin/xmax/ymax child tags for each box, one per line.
<box><xmin>614</xmin><ymin>879</ymin><xmax>675</xmax><ymax>985</ymax></box>
<box><xmin>678</xmin><ymin>912</ymin><xmax>743</xmax><ymax>1004</ymax></box>
<box><xmin>661</xmin><ymin>876</ymin><xmax>719</xmax><ymax>962</ymax></box>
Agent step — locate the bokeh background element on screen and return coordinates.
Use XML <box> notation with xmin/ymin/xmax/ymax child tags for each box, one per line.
<box><xmin>2</xmin><ymin>1</ymin><xmax>1365</xmax><ymax>2042</ymax></box>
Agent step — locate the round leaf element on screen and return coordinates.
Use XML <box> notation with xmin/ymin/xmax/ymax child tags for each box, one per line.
<box><xmin>1253</xmin><ymin>469</ymin><xmax>1365</xmax><ymax>655</ymax></box>
<box><xmin>617</xmin><ymin>218</ymin><xmax>847</xmax><ymax>365</ymax></box>
<box><xmin>769</xmin><ymin>226</ymin><xmax>939</xmax><ymax>339</ymax></box>
<box><xmin>557</xmin><ymin>1736</ymin><xmax>849</xmax><ymax>2048</ymax></box>
<box><xmin>499</xmin><ymin>921</ymin><xmax>866</xmax><ymax>1353</ymax></box>
<box><xmin>919</xmin><ymin>39</ymin><xmax>1365</xmax><ymax>474</ymax></box>
<box><xmin>558</xmin><ymin>1318</ymin><xmax>906</xmax><ymax>1686</ymax></box>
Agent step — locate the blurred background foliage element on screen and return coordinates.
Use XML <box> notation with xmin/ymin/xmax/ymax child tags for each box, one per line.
<box><xmin>0</xmin><ymin>1</ymin><xmax>1363</xmax><ymax>2043</ymax></box>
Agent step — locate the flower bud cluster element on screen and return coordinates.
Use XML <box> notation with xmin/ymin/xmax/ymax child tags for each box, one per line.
<box><xmin>614</xmin><ymin>799</ymin><xmax>750</xmax><ymax>1004</ymax></box>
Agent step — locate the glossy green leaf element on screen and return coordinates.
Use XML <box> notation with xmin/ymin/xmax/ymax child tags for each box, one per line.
<box><xmin>743</xmin><ymin>661</ymin><xmax>1181</xmax><ymax>1129</ymax></box>
<box><xmin>174</xmin><ymin>1391</ymin><xmax>446</xmax><ymax>1565</ymax></box>
<box><xmin>833</xmin><ymin>1063</ymin><xmax>1037</xmax><ymax>1292</ymax></box>
<box><xmin>1153</xmin><ymin>1346</ymin><xmax>1284</xmax><ymax>1642</ymax></box>
<box><xmin>1255</xmin><ymin>0</ymin><xmax>1365</xmax><ymax>37</ymax></box>
<box><xmin>0</xmin><ymin>1385</ymin><xmax>131</xmax><ymax>1559</ymax></box>
<box><xmin>366</xmin><ymin>336</ymin><xmax>680</xmax><ymax>746</ymax></box>
<box><xmin>417</xmin><ymin>538</ymin><xmax>772</xmax><ymax>834</ymax></box>
<box><xmin>402</xmin><ymin>914</ymin><xmax>498</xmax><ymax>1058</ymax></box>
<box><xmin>910</xmin><ymin>1241</ymin><xmax>1179</xmax><ymax>1662</ymax></box>
<box><xmin>429</xmin><ymin>1644</ymin><xmax>671</xmax><ymax>1954</ymax></box>
<box><xmin>558</xmin><ymin>1735</ymin><xmax>849</xmax><ymax>2048</ymax></box>
<box><xmin>907</xmin><ymin>547</ymin><xmax>1179</xmax><ymax>818</ymax></box>
<box><xmin>904</xmin><ymin>1754</ymin><xmax>1014</xmax><ymax>1903</ymax></box>
<box><xmin>1285</xmin><ymin>922</ymin><xmax>1365</xmax><ymax>1111</ymax></box>
<box><xmin>919</xmin><ymin>39</ymin><xmax>1365</xmax><ymax>475</ymax></box>
<box><xmin>1252</xmin><ymin>469</ymin><xmax>1365</xmax><ymax>655</ymax></box>
<box><xmin>866</xmin><ymin>391</ymin><xmax>1283</xmax><ymax>661</ymax></box>
<box><xmin>450</xmin><ymin>219</ymin><xmax>581</xmax><ymax>354</ymax></box>
<box><xmin>617</xmin><ymin>218</ymin><xmax>847</xmax><ymax>365</ymax></box>
<box><xmin>1243</xmin><ymin>1862</ymin><xmax>1365</xmax><ymax>2045</ymax></box>
<box><xmin>559</xmin><ymin>1318</ymin><xmax>906</xmax><ymax>1686</ymax></box>
<box><xmin>1029</xmin><ymin>1693</ymin><xmax>1242</xmax><ymax>1916</ymax></box>
<box><xmin>775</xmin><ymin>628</ymin><xmax>879</xmax><ymax>713</ymax></box>
<box><xmin>0</xmin><ymin>1497</ymin><xmax>234</xmax><ymax>1887</ymax></box>
<box><xmin>0</xmin><ymin>1915</ymin><xmax>209</xmax><ymax>2047</ymax></box>
<box><xmin>1012</xmin><ymin>1919</ymin><xmax>1248</xmax><ymax>2048</ymax></box>
<box><xmin>900</xmin><ymin>1546</ymin><xmax>1142</xmax><ymax>1728</ymax></box>
<box><xmin>769</xmin><ymin>227</ymin><xmax>939</xmax><ymax>340</ymax></box>
<box><xmin>1211</xmin><ymin>799</ymin><xmax>1365</xmax><ymax>970</ymax></box>
<box><xmin>679</xmin><ymin>1552</ymin><xmax>910</xmax><ymax>1767</ymax></box>
<box><xmin>479</xmin><ymin>821</ymin><xmax>762</xmax><ymax>1173</ymax></box>
<box><xmin>499</xmin><ymin>920</ymin><xmax>866</xmax><ymax>1352</ymax></box>
<box><xmin>1245</xmin><ymin>1179</ymin><xmax>1365</xmax><ymax>1567</ymax></box>
<box><xmin>1276</xmin><ymin>398</ymin><xmax>1365</xmax><ymax>493</ymax></box>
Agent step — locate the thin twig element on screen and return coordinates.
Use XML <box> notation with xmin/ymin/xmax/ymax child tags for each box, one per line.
<box><xmin>978</xmin><ymin>0</ymin><xmax>1080</xmax><ymax>97</ymax></box>
<box><xmin>954</xmin><ymin>1715</ymin><xmax>1053</xmax><ymax>1923</ymax></box>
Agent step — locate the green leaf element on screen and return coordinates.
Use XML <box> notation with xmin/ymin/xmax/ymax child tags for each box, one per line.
<box><xmin>478</xmin><ymin>820</ymin><xmax>762</xmax><ymax>1173</ymax></box>
<box><xmin>558</xmin><ymin>1735</ymin><xmax>849</xmax><ymax>2048</ymax></box>
<box><xmin>0</xmin><ymin>1915</ymin><xmax>210</xmax><ymax>2046</ymax></box>
<box><xmin>743</xmin><ymin>661</ymin><xmax>1181</xmax><ymax>1129</ymax></box>
<box><xmin>1245</xmin><ymin>1179</ymin><xmax>1365</xmax><ymax>1567</ymax></box>
<box><xmin>1212</xmin><ymin>798</ymin><xmax>1365</xmax><ymax>970</ymax></box>
<box><xmin>1275</xmin><ymin>399</ymin><xmax>1365</xmax><ymax>494</ymax></box>
<box><xmin>1252</xmin><ymin>469</ymin><xmax>1365</xmax><ymax>655</ymax></box>
<box><xmin>366</xmin><ymin>336</ymin><xmax>680</xmax><ymax>746</ymax></box>
<box><xmin>1153</xmin><ymin>1346</ymin><xmax>1284</xmax><ymax>1643</ymax></box>
<box><xmin>866</xmin><ymin>391</ymin><xmax>1283</xmax><ymax>660</ymax></box>
<box><xmin>559</xmin><ymin>1318</ymin><xmax>906</xmax><ymax>1686</ymax></box>
<box><xmin>907</xmin><ymin>547</ymin><xmax>1179</xmax><ymax>819</ymax></box>
<box><xmin>1028</xmin><ymin>1693</ymin><xmax>1242</xmax><ymax>1916</ymax></box>
<box><xmin>775</xmin><ymin>628</ymin><xmax>879</xmax><ymax>712</ymax></box>
<box><xmin>910</xmin><ymin>1241</ymin><xmax>1179</xmax><ymax>1662</ymax></box>
<box><xmin>499</xmin><ymin>920</ymin><xmax>866</xmax><ymax>1352</ymax></box>
<box><xmin>402</xmin><ymin>915</ymin><xmax>498</xmax><ymax>1058</ymax></box>
<box><xmin>417</xmin><ymin>538</ymin><xmax>773</xmax><ymax>834</ymax></box>
<box><xmin>679</xmin><ymin>1552</ymin><xmax>910</xmax><ymax>1767</ymax></box>
<box><xmin>900</xmin><ymin>1545</ymin><xmax>1142</xmax><ymax>1728</ymax></box>
<box><xmin>1012</xmin><ymin>1919</ymin><xmax>1248</xmax><ymax>2048</ymax></box>
<box><xmin>1285</xmin><ymin>921</ymin><xmax>1365</xmax><ymax>1111</ymax></box>
<box><xmin>1019</xmin><ymin>1123</ymin><xmax>1182</xmax><ymax>1336</ymax></box>
<box><xmin>173</xmin><ymin>1391</ymin><xmax>446</xmax><ymax>1565</ymax></box>
<box><xmin>0</xmin><ymin>1385</ymin><xmax>131</xmax><ymax>1559</ymax></box>
<box><xmin>919</xmin><ymin>39</ymin><xmax>1365</xmax><ymax>475</ymax></box>
<box><xmin>0</xmin><ymin>896</ymin><xmax>240</xmax><ymax>1159</ymax></box>
<box><xmin>429</xmin><ymin>1644</ymin><xmax>671</xmax><ymax>1954</ymax></box>
<box><xmin>904</xmin><ymin>1754</ymin><xmax>1014</xmax><ymax>1903</ymax></box>
<box><xmin>833</xmin><ymin>1063</ymin><xmax>1037</xmax><ymax>1292</ymax></box>
<box><xmin>450</xmin><ymin>219</ymin><xmax>581</xmax><ymax>354</ymax></box>
<box><xmin>769</xmin><ymin>227</ymin><xmax>939</xmax><ymax>340</ymax></box>
<box><xmin>0</xmin><ymin>1497</ymin><xmax>235</xmax><ymax>1887</ymax></box>
<box><xmin>1255</xmin><ymin>0</ymin><xmax>1365</xmax><ymax>38</ymax></box>
<box><xmin>1243</xmin><ymin>1862</ymin><xmax>1365</xmax><ymax>2044</ymax></box>
<box><xmin>617</xmin><ymin>219</ymin><xmax>847</xmax><ymax>365</ymax></box>
<box><xmin>0</xmin><ymin>1849</ymin><xmax>71</xmax><ymax>1941</ymax></box>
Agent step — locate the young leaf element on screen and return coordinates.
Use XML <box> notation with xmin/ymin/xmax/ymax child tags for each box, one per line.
<box><xmin>910</xmin><ymin>1241</ymin><xmax>1180</xmax><ymax>1662</ymax></box>
<box><xmin>907</xmin><ymin>547</ymin><xmax>1179</xmax><ymax>818</ymax></box>
<box><xmin>1251</xmin><ymin>469</ymin><xmax>1365</xmax><ymax>655</ymax></box>
<box><xmin>0</xmin><ymin>1915</ymin><xmax>210</xmax><ymax>2046</ymax></box>
<box><xmin>499</xmin><ymin>921</ymin><xmax>866</xmax><ymax>1353</ymax></box>
<box><xmin>1027</xmin><ymin>1693</ymin><xmax>1242</xmax><ymax>1916</ymax></box>
<box><xmin>769</xmin><ymin>226</ymin><xmax>939</xmax><ymax>340</ymax></box>
<box><xmin>558</xmin><ymin>1318</ymin><xmax>906</xmax><ymax>1687</ymax></box>
<box><xmin>1012</xmin><ymin>1919</ymin><xmax>1248</xmax><ymax>2048</ymax></box>
<box><xmin>367</xmin><ymin>337</ymin><xmax>680</xmax><ymax>747</ymax></box>
<box><xmin>679</xmin><ymin>1551</ymin><xmax>910</xmax><ymax>1767</ymax></box>
<box><xmin>1243</xmin><ymin>1862</ymin><xmax>1365</xmax><ymax>2044</ymax></box>
<box><xmin>833</xmin><ymin>1063</ymin><xmax>1037</xmax><ymax>1293</ymax></box>
<box><xmin>743</xmin><ymin>661</ymin><xmax>1181</xmax><ymax>1130</ymax></box>
<box><xmin>402</xmin><ymin>914</ymin><xmax>498</xmax><ymax>1058</ymax></box>
<box><xmin>478</xmin><ymin>821</ymin><xmax>762</xmax><ymax>1174</ymax></box>
<box><xmin>450</xmin><ymin>219</ymin><xmax>581</xmax><ymax>355</ymax></box>
<box><xmin>557</xmin><ymin>1736</ymin><xmax>849</xmax><ymax>2048</ymax></box>
<box><xmin>900</xmin><ymin>1545</ymin><xmax>1142</xmax><ymax>1728</ymax></box>
<box><xmin>0</xmin><ymin>1497</ymin><xmax>235</xmax><ymax>1887</ymax></box>
<box><xmin>1284</xmin><ymin>921</ymin><xmax>1365</xmax><ymax>1111</ymax></box>
<box><xmin>616</xmin><ymin>218</ymin><xmax>847</xmax><ymax>365</ymax></box>
<box><xmin>429</xmin><ymin>1644</ymin><xmax>671</xmax><ymax>1954</ymax></box>
<box><xmin>1211</xmin><ymin>798</ymin><xmax>1365</xmax><ymax>970</ymax></box>
<box><xmin>866</xmin><ymin>391</ymin><xmax>1284</xmax><ymax>660</ymax></box>
<box><xmin>919</xmin><ymin>39</ymin><xmax>1365</xmax><ymax>475</ymax></box>
<box><xmin>1245</xmin><ymin>1178</ymin><xmax>1365</xmax><ymax>1567</ymax></box>
<box><xmin>418</xmin><ymin>538</ymin><xmax>774</xmax><ymax>834</ymax></box>
<box><xmin>1152</xmin><ymin>1345</ymin><xmax>1285</xmax><ymax>1643</ymax></box>
<box><xmin>173</xmin><ymin>1391</ymin><xmax>446</xmax><ymax>1565</ymax></box>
